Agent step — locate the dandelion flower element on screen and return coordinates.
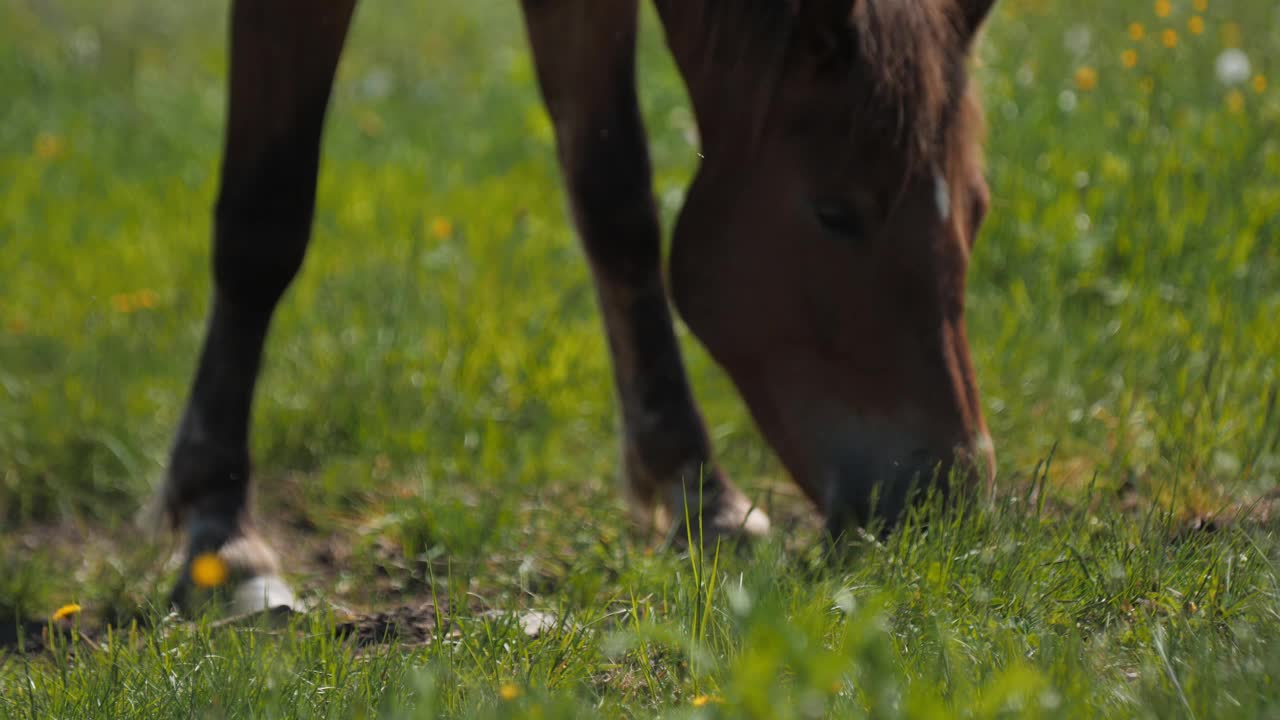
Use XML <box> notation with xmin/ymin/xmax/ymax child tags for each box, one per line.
<box><xmin>1188</xmin><ymin>16</ymin><xmax>1205</xmax><ymax>34</ymax></box>
<box><xmin>1121</xmin><ymin>50</ymin><xmax>1139</xmax><ymax>69</ymax></box>
<box><xmin>1154</xmin><ymin>0</ymin><xmax>1171</xmax><ymax>18</ymax></box>
<box><xmin>1226</xmin><ymin>90</ymin><xmax>1245</xmax><ymax>114</ymax></box>
<box><xmin>34</xmin><ymin>132</ymin><xmax>66</xmax><ymax>160</ymax></box>
<box><xmin>111</xmin><ymin>294</ymin><xmax>133</xmax><ymax>313</ymax></box>
<box><xmin>1253</xmin><ymin>75</ymin><xmax>1268</xmax><ymax>93</ymax></box>
<box><xmin>1128</xmin><ymin>22</ymin><xmax>1146</xmax><ymax>41</ymax></box>
<box><xmin>430</xmin><ymin>216</ymin><xmax>453</xmax><ymax>239</ymax></box>
<box><xmin>51</xmin><ymin>603</ymin><xmax>82</xmax><ymax>621</ymax></box>
<box><xmin>691</xmin><ymin>695</ymin><xmax>723</xmax><ymax>707</ymax></box>
<box><xmin>357</xmin><ymin>110</ymin><xmax>384</xmax><ymax>138</ymax></box>
<box><xmin>1074</xmin><ymin>67</ymin><xmax>1098</xmax><ymax>91</ymax></box>
<box><xmin>7</xmin><ymin>318</ymin><xmax>28</xmax><ymax>334</ymax></box>
<box><xmin>135</xmin><ymin>289</ymin><xmax>158</xmax><ymax>309</ymax></box>
<box><xmin>1161</xmin><ymin>29</ymin><xmax>1178</xmax><ymax>48</ymax></box>
<box><xmin>1192</xmin><ymin>0</ymin><xmax>1207</xmax><ymax>10</ymax></box>
<box><xmin>499</xmin><ymin>684</ymin><xmax>521</xmax><ymax>701</ymax></box>
<box><xmin>190</xmin><ymin>552</ymin><xmax>230</xmax><ymax>589</ymax></box>
<box><xmin>1216</xmin><ymin>49</ymin><xmax>1251</xmax><ymax>85</ymax></box>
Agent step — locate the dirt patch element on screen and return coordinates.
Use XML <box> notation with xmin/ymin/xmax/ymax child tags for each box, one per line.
<box><xmin>2</xmin><ymin>600</ymin><xmax>582</xmax><ymax>660</ymax></box>
<box><xmin>333</xmin><ymin>601</ymin><xmax>453</xmax><ymax>648</ymax></box>
<box><xmin>1</xmin><ymin>602</ymin><xmax>450</xmax><ymax>658</ymax></box>
<box><xmin>0</xmin><ymin>616</ymin><xmax>101</xmax><ymax>658</ymax></box>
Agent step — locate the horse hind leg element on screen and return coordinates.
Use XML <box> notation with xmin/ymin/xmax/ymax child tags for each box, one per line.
<box><xmin>519</xmin><ymin>0</ymin><xmax>769</xmax><ymax>543</ymax></box>
<box><xmin>155</xmin><ymin>0</ymin><xmax>357</xmax><ymax>615</ymax></box>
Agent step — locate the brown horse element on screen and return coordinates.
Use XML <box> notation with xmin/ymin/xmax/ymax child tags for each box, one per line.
<box><xmin>158</xmin><ymin>0</ymin><xmax>999</xmax><ymax>613</ymax></box>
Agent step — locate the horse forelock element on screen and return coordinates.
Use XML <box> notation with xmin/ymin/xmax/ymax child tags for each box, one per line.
<box><xmin>660</xmin><ymin>0</ymin><xmax>984</xmax><ymax>180</ymax></box>
<box><xmin>850</xmin><ymin>0</ymin><xmax>967</xmax><ymax>171</ymax></box>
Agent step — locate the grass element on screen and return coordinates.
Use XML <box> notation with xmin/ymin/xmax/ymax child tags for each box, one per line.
<box><xmin>2</xmin><ymin>0</ymin><xmax>1279</xmax><ymax>717</ymax></box>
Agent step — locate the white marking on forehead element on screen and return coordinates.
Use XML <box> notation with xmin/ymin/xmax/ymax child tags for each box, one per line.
<box><xmin>933</xmin><ymin>168</ymin><xmax>951</xmax><ymax>222</ymax></box>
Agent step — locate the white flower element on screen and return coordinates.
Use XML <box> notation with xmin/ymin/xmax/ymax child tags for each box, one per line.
<box><xmin>69</xmin><ymin>26</ymin><xmax>100</xmax><ymax>62</ymax></box>
<box><xmin>1215</xmin><ymin>49</ymin><xmax>1252</xmax><ymax>86</ymax></box>
<box><xmin>1064</xmin><ymin>24</ymin><xmax>1092</xmax><ymax>56</ymax></box>
<box><xmin>360</xmin><ymin>67</ymin><xmax>395</xmax><ymax>100</ymax></box>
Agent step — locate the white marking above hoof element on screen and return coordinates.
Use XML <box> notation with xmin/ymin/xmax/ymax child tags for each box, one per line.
<box><xmin>736</xmin><ymin>506</ymin><xmax>772</xmax><ymax>537</ymax></box>
<box><xmin>233</xmin><ymin>575</ymin><xmax>297</xmax><ymax>614</ymax></box>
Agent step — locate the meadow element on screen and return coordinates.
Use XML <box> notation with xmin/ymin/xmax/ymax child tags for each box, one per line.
<box><xmin>2</xmin><ymin>0</ymin><xmax>1279</xmax><ymax>717</ymax></box>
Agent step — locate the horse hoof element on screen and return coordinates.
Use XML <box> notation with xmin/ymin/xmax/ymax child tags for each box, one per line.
<box><xmin>170</xmin><ymin>518</ymin><xmax>297</xmax><ymax>616</ymax></box>
<box><xmin>232</xmin><ymin>575</ymin><xmax>296</xmax><ymax>614</ymax></box>
<box><xmin>718</xmin><ymin>500</ymin><xmax>772</xmax><ymax>539</ymax></box>
<box><xmin>692</xmin><ymin>492</ymin><xmax>772</xmax><ymax>545</ymax></box>
<box><xmin>655</xmin><ymin>467</ymin><xmax>772</xmax><ymax>548</ymax></box>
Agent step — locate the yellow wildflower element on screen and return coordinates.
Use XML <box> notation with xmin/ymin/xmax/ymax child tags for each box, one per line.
<box><xmin>1161</xmin><ymin>29</ymin><xmax>1179</xmax><ymax>48</ymax></box>
<box><xmin>1074</xmin><ymin>67</ymin><xmax>1098</xmax><ymax>91</ymax></box>
<box><xmin>51</xmin><ymin>603</ymin><xmax>82</xmax><ymax>621</ymax></box>
<box><xmin>430</xmin><ymin>216</ymin><xmax>453</xmax><ymax>239</ymax></box>
<box><xmin>7</xmin><ymin>317</ymin><xmax>28</xmax><ymax>335</ymax></box>
<box><xmin>1188</xmin><ymin>16</ymin><xmax>1205</xmax><ymax>35</ymax></box>
<box><xmin>1253</xmin><ymin>75</ymin><xmax>1268</xmax><ymax>94</ymax></box>
<box><xmin>190</xmin><ymin>552</ymin><xmax>230</xmax><ymax>588</ymax></box>
<box><xmin>498</xmin><ymin>683</ymin><xmax>521</xmax><ymax>701</ymax></box>
<box><xmin>691</xmin><ymin>695</ymin><xmax>723</xmax><ymax>707</ymax></box>
<box><xmin>34</xmin><ymin>132</ymin><xmax>66</xmax><ymax>160</ymax></box>
<box><xmin>135</xmin><ymin>289</ymin><xmax>158</xmax><ymax>309</ymax></box>
<box><xmin>1154</xmin><ymin>0</ymin><xmax>1171</xmax><ymax>18</ymax></box>
<box><xmin>1226</xmin><ymin>90</ymin><xmax>1245</xmax><ymax>114</ymax></box>
<box><xmin>357</xmin><ymin>110</ymin><xmax>384</xmax><ymax>138</ymax></box>
<box><xmin>1128</xmin><ymin>23</ymin><xmax>1146</xmax><ymax>41</ymax></box>
<box><xmin>111</xmin><ymin>294</ymin><xmax>133</xmax><ymax>313</ymax></box>
<box><xmin>1121</xmin><ymin>50</ymin><xmax>1139</xmax><ymax>69</ymax></box>
<box><xmin>1192</xmin><ymin>0</ymin><xmax>1207</xmax><ymax>10</ymax></box>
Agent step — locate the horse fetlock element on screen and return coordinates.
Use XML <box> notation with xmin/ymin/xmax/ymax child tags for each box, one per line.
<box><xmin>655</xmin><ymin>463</ymin><xmax>771</xmax><ymax>545</ymax></box>
<box><xmin>161</xmin><ymin>433</ymin><xmax>251</xmax><ymax>530</ymax></box>
<box><xmin>170</xmin><ymin>515</ymin><xmax>296</xmax><ymax>616</ymax></box>
<box><xmin>621</xmin><ymin>405</ymin><xmax>704</xmax><ymax>480</ymax></box>
<box><xmin>622</xmin><ymin>445</ymin><xmax>770</xmax><ymax>543</ymax></box>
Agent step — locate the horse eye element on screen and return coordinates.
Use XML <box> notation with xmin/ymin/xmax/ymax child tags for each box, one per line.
<box><xmin>814</xmin><ymin>200</ymin><xmax>866</xmax><ymax>243</ymax></box>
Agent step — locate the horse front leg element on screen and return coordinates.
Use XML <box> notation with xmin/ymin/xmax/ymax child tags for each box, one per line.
<box><xmin>519</xmin><ymin>0</ymin><xmax>770</xmax><ymax>544</ymax></box>
<box><xmin>159</xmin><ymin>0</ymin><xmax>357</xmax><ymax>614</ymax></box>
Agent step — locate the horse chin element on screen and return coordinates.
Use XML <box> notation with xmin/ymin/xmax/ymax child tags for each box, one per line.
<box><xmin>728</xmin><ymin>368</ymin><xmax>993</xmax><ymax>537</ymax></box>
